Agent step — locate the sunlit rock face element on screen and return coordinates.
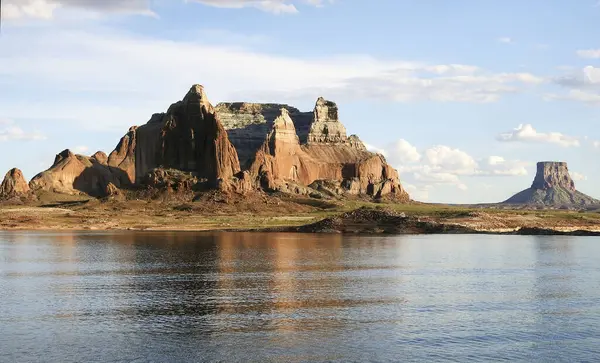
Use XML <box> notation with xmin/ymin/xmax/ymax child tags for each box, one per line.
<box><xmin>26</xmin><ymin>85</ymin><xmax>410</xmax><ymax>202</ymax></box>
<box><xmin>111</xmin><ymin>85</ymin><xmax>241</xmax><ymax>184</ymax></box>
<box><xmin>247</xmin><ymin>107</ymin><xmax>409</xmax><ymax>201</ymax></box>
<box><xmin>216</xmin><ymin>102</ymin><xmax>312</xmax><ymax>168</ymax></box>
<box><xmin>29</xmin><ymin>150</ymin><xmax>131</xmax><ymax>196</ymax></box>
<box><xmin>307</xmin><ymin>97</ymin><xmax>348</xmax><ymax>144</ymax></box>
<box><xmin>0</xmin><ymin>168</ymin><xmax>30</xmax><ymax>198</ymax></box>
<box><xmin>531</xmin><ymin>162</ymin><xmax>575</xmax><ymax>191</ymax></box>
<box><xmin>503</xmin><ymin>161</ymin><xmax>599</xmax><ymax>207</ymax></box>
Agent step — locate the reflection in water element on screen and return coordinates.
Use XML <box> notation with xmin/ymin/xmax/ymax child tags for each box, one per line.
<box><xmin>1</xmin><ymin>232</ymin><xmax>600</xmax><ymax>363</ymax></box>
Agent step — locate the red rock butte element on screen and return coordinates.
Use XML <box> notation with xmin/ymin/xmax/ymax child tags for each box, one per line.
<box><xmin>503</xmin><ymin>161</ymin><xmax>598</xmax><ymax>206</ymax></box>
<box><xmin>10</xmin><ymin>85</ymin><xmax>410</xmax><ymax>202</ymax></box>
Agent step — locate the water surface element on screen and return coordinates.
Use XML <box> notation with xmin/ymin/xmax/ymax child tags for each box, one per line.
<box><xmin>1</xmin><ymin>232</ymin><xmax>600</xmax><ymax>362</ymax></box>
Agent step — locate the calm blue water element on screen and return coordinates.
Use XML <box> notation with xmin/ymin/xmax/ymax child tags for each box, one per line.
<box><xmin>1</xmin><ymin>232</ymin><xmax>600</xmax><ymax>362</ymax></box>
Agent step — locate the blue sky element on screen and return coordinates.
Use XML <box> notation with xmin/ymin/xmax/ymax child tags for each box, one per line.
<box><xmin>1</xmin><ymin>0</ymin><xmax>600</xmax><ymax>203</ymax></box>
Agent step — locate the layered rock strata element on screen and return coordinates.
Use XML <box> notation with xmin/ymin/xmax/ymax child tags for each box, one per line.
<box><xmin>307</xmin><ymin>97</ymin><xmax>348</xmax><ymax>144</ymax></box>
<box><xmin>248</xmin><ymin>107</ymin><xmax>408</xmax><ymax>200</ymax></box>
<box><xmin>503</xmin><ymin>161</ymin><xmax>598</xmax><ymax>206</ymax></box>
<box><xmin>216</xmin><ymin>102</ymin><xmax>313</xmax><ymax>167</ymax></box>
<box><xmin>113</xmin><ymin>85</ymin><xmax>241</xmax><ymax>184</ymax></box>
<box><xmin>531</xmin><ymin>162</ymin><xmax>575</xmax><ymax>191</ymax></box>
<box><xmin>28</xmin><ymin>85</ymin><xmax>409</xmax><ymax>201</ymax></box>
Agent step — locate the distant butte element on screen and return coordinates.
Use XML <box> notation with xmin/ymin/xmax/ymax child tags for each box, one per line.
<box><xmin>502</xmin><ymin>161</ymin><xmax>599</xmax><ymax>207</ymax></box>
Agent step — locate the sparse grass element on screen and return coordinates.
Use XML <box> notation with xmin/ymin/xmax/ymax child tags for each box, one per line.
<box><xmin>1</xmin><ymin>194</ymin><xmax>600</xmax><ymax>232</ymax></box>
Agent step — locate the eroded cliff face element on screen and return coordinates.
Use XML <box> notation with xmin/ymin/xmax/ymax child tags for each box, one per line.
<box><xmin>112</xmin><ymin>85</ymin><xmax>241</xmax><ymax>184</ymax></box>
<box><xmin>0</xmin><ymin>168</ymin><xmax>30</xmax><ymax>198</ymax></box>
<box><xmin>531</xmin><ymin>162</ymin><xmax>576</xmax><ymax>191</ymax></box>
<box><xmin>249</xmin><ymin>109</ymin><xmax>316</xmax><ymax>190</ymax></box>
<box><xmin>247</xmin><ymin>104</ymin><xmax>409</xmax><ymax>200</ymax></box>
<box><xmin>216</xmin><ymin>102</ymin><xmax>313</xmax><ymax>167</ymax></box>
<box><xmin>307</xmin><ymin>97</ymin><xmax>348</xmax><ymax>144</ymax></box>
<box><xmin>108</xmin><ymin>126</ymin><xmax>137</xmax><ymax>183</ymax></box>
<box><xmin>503</xmin><ymin>161</ymin><xmax>598</xmax><ymax>206</ymax></box>
<box><xmin>25</xmin><ymin>85</ymin><xmax>409</xmax><ymax>202</ymax></box>
<box><xmin>29</xmin><ymin>150</ymin><xmax>130</xmax><ymax>196</ymax></box>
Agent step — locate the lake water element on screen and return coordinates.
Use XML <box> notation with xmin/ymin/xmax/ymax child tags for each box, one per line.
<box><xmin>1</xmin><ymin>232</ymin><xmax>600</xmax><ymax>362</ymax></box>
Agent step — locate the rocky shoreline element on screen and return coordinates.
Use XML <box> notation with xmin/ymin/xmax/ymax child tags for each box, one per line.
<box><xmin>1</xmin><ymin>202</ymin><xmax>599</xmax><ymax>236</ymax></box>
<box><xmin>259</xmin><ymin>208</ymin><xmax>600</xmax><ymax>236</ymax></box>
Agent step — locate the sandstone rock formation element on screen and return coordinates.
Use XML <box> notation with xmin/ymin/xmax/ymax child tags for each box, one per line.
<box><xmin>307</xmin><ymin>97</ymin><xmax>347</xmax><ymax>144</ymax></box>
<box><xmin>114</xmin><ymin>85</ymin><xmax>241</xmax><ymax>184</ymax></box>
<box><xmin>142</xmin><ymin>168</ymin><xmax>199</xmax><ymax>193</ymax></box>
<box><xmin>0</xmin><ymin>168</ymin><xmax>30</xmax><ymax>198</ymax></box>
<box><xmin>531</xmin><ymin>162</ymin><xmax>575</xmax><ymax>191</ymax></box>
<box><xmin>104</xmin><ymin>182</ymin><xmax>124</xmax><ymax>200</ymax></box>
<box><xmin>108</xmin><ymin>126</ymin><xmax>137</xmax><ymax>183</ymax></box>
<box><xmin>91</xmin><ymin>151</ymin><xmax>108</xmax><ymax>165</ymax></box>
<box><xmin>23</xmin><ymin>84</ymin><xmax>409</xmax><ymax>202</ymax></box>
<box><xmin>248</xmin><ymin>107</ymin><xmax>409</xmax><ymax>200</ymax></box>
<box><xmin>29</xmin><ymin>149</ymin><xmax>131</xmax><ymax>196</ymax></box>
<box><xmin>503</xmin><ymin>161</ymin><xmax>599</xmax><ymax>206</ymax></box>
<box><xmin>216</xmin><ymin>102</ymin><xmax>312</xmax><ymax>167</ymax></box>
<box><xmin>249</xmin><ymin>108</ymin><xmax>313</xmax><ymax>190</ymax></box>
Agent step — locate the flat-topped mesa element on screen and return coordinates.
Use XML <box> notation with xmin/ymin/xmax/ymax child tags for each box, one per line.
<box><xmin>0</xmin><ymin>168</ymin><xmax>30</xmax><ymax>198</ymax></box>
<box><xmin>502</xmin><ymin>161</ymin><xmax>599</xmax><ymax>206</ymax></box>
<box><xmin>532</xmin><ymin>162</ymin><xmax>575</xmax><ymax>191</ymax></box>
<box><xmin>307</xmin><ymin>97</ymin><xmax>348</xmax><ymax>145</ymax></box>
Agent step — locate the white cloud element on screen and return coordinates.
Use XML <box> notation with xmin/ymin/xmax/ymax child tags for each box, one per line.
<box><xmin>548</xmin><ymin>66</ymin><xmax>600</xmax><ymax>105</ymax></box>
<box><xmin>477</xmin><ymin>156</ymin><xmax>529</xmax><ymax>176</ymax></box>
<box><xmin>323</xmin><ymin>71</ymin><xmax>543</xmax><ymax>104</ymax></box>
<box><xmin>2</xmin><ymin>0</ymin><xmax>155</xmax><ymax>20</ymax></box>
<box><xmin>2</xmin><ymin>0</ymin><xmax>331</xmax><ymax>19</ymax></box>
<box><xmin>552</xmin><ymin>66</ymin><xmax>600</xmax><ymax>88</ymax></box>
<box><xmin>498</xmin><ymin>37</ymin><xmax>513</xmax><ymax>44</ymax></box>
<box><xmin>403</xmin><ymin>183</ymin><xmax>433</xmax><ymax>201</ymax></box>
<box><xmin>384</xmin><ymin>139</ymin><xmax>421</xmax><ymax>165</ymax></box>
<box><xmin>190</xmin><ymin>0</ymin><xmax>317</xmax><ymax>14</ymax></box>
<box><xmin>424</xmin><ymin>145</ymin><xmax>478</xmax><ymax>175</ymax></box>
<box><xmin>364</xmin><ymin>143</ymin><xmax>388</xmax><ymax>156</ymax></box>
<box><xmin>375</xmin><ymin>140</ymin><xmax>529</xmax><ymax>194</ymax></box>
<box><xmin>593</xmin><ymin>140</ymin><xmax>600</xmax><ymax>148</ymax></box>
<box><xmin>546</xmin><ymin>89</ymin><xmax>600</xmax><ymax>105</ymax></box>
<box><xmin>410</xmin><ymin>165</ymin><xmax>468</xmax><ymax>191</ymax></box>
<box><xmin>0</xmin><ymin>120</ymin><xmax>46</xmax><ymax>141</ymax></box>
<box><xmin>0</xmin><ymin>28</ymin><xmax>546</xmax><ymax>132</ymax></box>
<box><xmin>73</xmin><ymin>145</ymin><xmax>89</xmax><ymax>154</ymax></box>
<box><xmin>577</xmin><ymin>49</ymin><xmax>600</xmax><ymax>59</ymax></box>
<box><xmin>571</xmin><ymin>172</ymin><xmax>587</xmax><ymax>182</ymax></box>
<box><xmin>496</xmin><ymin>124</ymin><xmax>580</xmax><ymax>147</ymax></box>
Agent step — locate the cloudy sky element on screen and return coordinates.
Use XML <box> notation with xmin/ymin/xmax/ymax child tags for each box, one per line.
<box><xmin>1</xmin><ymin>0</ymin><xmax>599</xmax><ymax>203</ymax></box>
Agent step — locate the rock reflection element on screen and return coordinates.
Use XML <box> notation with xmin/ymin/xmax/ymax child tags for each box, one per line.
<box><xmin>212</xmin><ymin>232</ymin><xmax>348</xmax><ymax>334</ymax></box>
<box><xmin>3</xmin><ymin>232</ymin><xmax>600</xmax><ymax>363</ymax></box>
